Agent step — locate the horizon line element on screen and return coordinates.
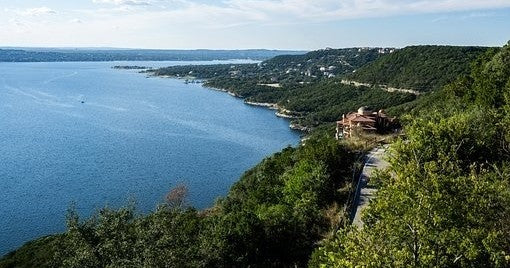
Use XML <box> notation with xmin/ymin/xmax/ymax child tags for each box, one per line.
<box><xmin>0</xmin><ymin>43</ymin><xmax>503</xmax><ymax>52</ymax></box>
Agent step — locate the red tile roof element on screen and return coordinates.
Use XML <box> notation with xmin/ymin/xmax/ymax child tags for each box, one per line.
<box><xmin>350</xmin><ymin>116</ymin><xmax>376</xmax><ymax>123</ymax></box>
<box><xmin>338</xmin><ymin>113</ymin><xmax>376</xmax><ymax>124</ymax></box>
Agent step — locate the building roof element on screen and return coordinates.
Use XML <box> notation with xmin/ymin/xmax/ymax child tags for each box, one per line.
<box><xmin>350</xmin><ymin>116</ymin><xmax>376</xmax><ymax>123</ymax></box>
<box><xmin>338</xmin><ymin>113</ymin><xmax>376</xmax><ymax>125</ymax></box>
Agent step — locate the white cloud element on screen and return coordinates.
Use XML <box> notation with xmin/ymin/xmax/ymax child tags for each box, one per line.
<box><xmin>220</xmin><ymin>0</ymin><xmax>510</xmax><ymax>22</ymax></box>
<box><xmin>8</xmin><ymin>18</ymin><xmax>26</xmax><ymax>27</ymax></box>
<box><xmin>21</xmin><ymin>7</ymin><xmax>56</xmax><ymax>16</ymax></box>
<box><xmin>81</xmin><ymin>0</ymin><xmax>510</xmax><ymax>26</ymax></box>
<box><xmin>92</xmin><ymin>0</ymin><xmax>151</xmax><ymax>6</ymax></box>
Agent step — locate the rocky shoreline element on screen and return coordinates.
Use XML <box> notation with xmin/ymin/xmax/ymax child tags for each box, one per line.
<box><xmin>143</xmin><ymin>71</ymin><xmax>309</xmax><ymax>133</ymax></box>
<box><xmin>289</xmin><ymin>123</ymin><xmax>310</xmax><ymax>132</ymax></box>
<box><xmin>244</xmin><ymin>102</ymin><xmax>303</xmax><ymax>119</ymax></box>
<box><xmin>244</xmin><ymin>101</ymin><xmax>279</xmax><ymax>110</ymax></box>
<box><xmin>218</xmin><ymin>92</ymin><xmax>308</xmax><ymax>132</ymax></box>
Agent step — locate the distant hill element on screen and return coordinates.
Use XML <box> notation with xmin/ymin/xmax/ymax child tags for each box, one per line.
<box><xmin>0</xmin><ymin>48</ymin><xmax>305</xmax><ymax>62</ymax></box>
<box><xmin>348</xmin><ymin>45</ymin><xmax>491</xmax><ymax>92</ymax></box>
<box><xmin>261</xmin><ymin>47</ymin><xmax>393</xmax><ymax>78</ymax></box>
<box><xmin>152</xmin><ymin>47</ymin><xmax>393</xmax><ymax>84</ymax></box>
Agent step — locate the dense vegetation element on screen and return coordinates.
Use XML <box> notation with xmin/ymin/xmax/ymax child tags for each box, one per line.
<box><xmin>0</xmin><ymin>49</ymin><xmax>304</xmax><ymax>62</ymax></box>
<box><xmin>152</xmin><ymin>63</ymin><xmax>260</xmax><ymax>79</ymax></box>
<box><xmin>312</xmin><ymin>42</ymin><xmax>510</xmax><ymax>267</ymax></box>
<box><xmin>349</xmin><ymin>45</ymin><xmax>490</xmax><ymax>92</ymax></box>
<box><xmin>261</xmin><ymin>47</ymin><xmax>390</xmax><ymax>80</ymax></box>
<box><xmin>1</xmin><ymin>137</ymin><xmax>360</xmax><ymax>268</ymax></box>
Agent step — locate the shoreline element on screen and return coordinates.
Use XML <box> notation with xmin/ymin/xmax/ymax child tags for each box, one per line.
<box><xmin>216</xmin><ymin>91</ymin><xmax>307</xmax><ymax>131</ymax></box>
<box><xmin>290</xmin><ymin>123</ymin><xmax>310</xmax><ymax>132</ymax></box>
<box><xmin>244</xmin><ymin>101</ymin><xmax>278</xmax><ymax>110</ymax></box>
<box><xmin>275</xmin><ymin>111</ymin><xmax>301</xmax><ymax>119</ymax></box>
<box><xmin>148</xmin><ymin>72</ymin><xmax>309</xmax><ymax>134</ymax></box>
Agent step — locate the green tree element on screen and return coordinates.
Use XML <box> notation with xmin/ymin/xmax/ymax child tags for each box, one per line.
<box><xmin>314</xmin><ymin>115</ymin><xmax>510</xmax><ymax>267</ymax></box>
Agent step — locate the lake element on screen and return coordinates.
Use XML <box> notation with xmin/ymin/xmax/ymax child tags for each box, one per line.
<box><xmin>0</xmin><ymin>60</ymin><xmax>300</xmax><ymax>255</ymax></box>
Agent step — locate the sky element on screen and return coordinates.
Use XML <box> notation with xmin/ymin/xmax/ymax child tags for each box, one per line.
<box><xmin>0</xmin><ymin>0</ymin><xmax>510</xmax><ymax>50</ymax></box>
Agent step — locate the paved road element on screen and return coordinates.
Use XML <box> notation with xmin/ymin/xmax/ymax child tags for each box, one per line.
<box><xmin>352</xmin><ymin>145</ymin><xmax>389</xmax><ymax>228</ymax></box>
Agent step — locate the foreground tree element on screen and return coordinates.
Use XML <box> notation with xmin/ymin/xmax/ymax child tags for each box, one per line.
<box><xmin>313</xmin><ymin>112</ymin><xmax>510</xmax><ymax>267</ymax></box>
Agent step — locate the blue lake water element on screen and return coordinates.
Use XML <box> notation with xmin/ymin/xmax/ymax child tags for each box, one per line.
<box><xmin>0</xmin><ymin>60</ymin><xmax>300</xmax><ymax>255</ymax></box>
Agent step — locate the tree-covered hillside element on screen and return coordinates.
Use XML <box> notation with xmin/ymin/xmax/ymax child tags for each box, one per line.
<box><xmin>313</xmin><ymin>42</ymin><xmax>510</xmax><ymax>267</ymax></box>
<box><xmin>152</xmin><ymin>47</ymin><xmax>390</xmax><ymax>84</ymax></box>
<box><xmin>349</xmin><ymin>45</ymin><xmax>491</xmax><ymax>92</ymax></box>
<box><xmin>260</xmin><ymin>47</ymin><xmax>391</xmax><ymax>80</ymax></box>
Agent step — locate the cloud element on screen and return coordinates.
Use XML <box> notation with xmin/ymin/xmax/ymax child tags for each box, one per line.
<box><xmin>83</xmin><ymin>0</ymin><xmax>510</xmax><ymax>25</ymax></box>
<box><xmin>1</xmin><ymin>0</ymin><xmax>508</xmax><ymax>49</ymax></box>
<box><xmin>461</xmin><ymin>12</ymin><xmax>499</xmax><ymax>19</ymax></box>
<box><xmin>21</xmin><ymin>7</ymin><xmax>56</xmax><ymax>16</ymax></box>
<box><xmin>431</xmin><ymin>11</ymin><xmax>499</xmax><ymax>23</ymax></box>
<box><xmin>92</xmin><ymin>0</ymin><xmax>151</xmax><ymax>6</ymax></box>
<box><xmin>70</xmin><ymin>0</ymin><xmax>510</xmax><ymax>37</ymax></box>
<box><xmin>8</xmin><ymin>18</ymin><xmax>26</xmax><ymax>27</ymax></box>
<box><xmin>221</xmin><ymin>0</ymin><xmax>510</xmax><ymax>22</ymax></box>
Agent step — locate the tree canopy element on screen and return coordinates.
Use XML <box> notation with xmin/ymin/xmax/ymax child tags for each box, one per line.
<box><xmin>312</xmin><ymin>42</ymin><xmax>510</xmax><ymax>268</ymax></box>
<box><xmin>349</xmin><ymin>45</ymin><xmax>490</xmax><ymax>92</ymax></box>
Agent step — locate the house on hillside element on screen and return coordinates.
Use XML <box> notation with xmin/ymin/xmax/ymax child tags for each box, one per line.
<box><xmin>336</xmin><ymin>107</ymin><xmax>397</xmax><ymax>139</ymax></box>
